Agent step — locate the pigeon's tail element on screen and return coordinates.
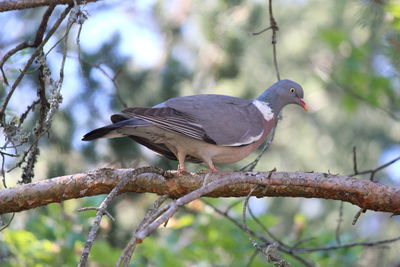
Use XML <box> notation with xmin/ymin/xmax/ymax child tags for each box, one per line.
<box><xmin>82</xmin><ymin>114</ymin><xmax>130</xmax><ymax>141</ymax></box>
<box><xmin>82</xmin><ymin>125</ymin><xmax>123</xmax><ymax>141</ymax></box>
<box><xmin>82</xmin><ymin>114</ymin><xmax>150</xmax><ymax>141</ymax></box>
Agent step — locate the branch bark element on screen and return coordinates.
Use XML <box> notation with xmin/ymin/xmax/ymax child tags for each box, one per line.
<box><xmin>0</xmin><ymin>168</ymin><xmax>399</xmax><ymax>214</ymax></box>
<box><xmin>0</xmin><ymin>0</ymin><xmax>97</xmax><ymax>12</ymax></box>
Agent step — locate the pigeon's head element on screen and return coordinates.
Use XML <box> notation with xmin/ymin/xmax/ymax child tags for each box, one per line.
<box><xmin>257</xmin><ymin>79</ymin><xmax>308</xmax><ymax>114</ymax></box>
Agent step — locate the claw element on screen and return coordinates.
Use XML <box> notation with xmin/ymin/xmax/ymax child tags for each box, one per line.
<box><xmin>177</xmin><ymin>166</ymin><xmax>189</xmax><ymax>174</ymax></box>
<box><xmin>201</xmin><ymin>162</ymin><xmax>219</xmax><ymax>173</ymax></box>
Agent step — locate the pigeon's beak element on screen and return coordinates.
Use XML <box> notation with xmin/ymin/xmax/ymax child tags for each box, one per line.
<box><xmin>298</xmin><ymin>98</ymin><xmax>309</xmax><ymax>111</ymax></box>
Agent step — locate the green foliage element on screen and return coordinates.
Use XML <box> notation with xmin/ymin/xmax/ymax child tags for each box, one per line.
<box><xmin>387</xmin><ymin>2</ymin><xmax>400</xmax><ymax>30</ymax></box>
<box><xmin>1</xmin><ymin>208</ymin><xmax>81</xmax><ymax>266</ymax></box>
<box><xmin>90</xmin><ymin>241</ymin><xmax>121</xmax><ymax>266</ymax></box>
<box><xmin>319</xmin><ymin>28</ymin><xmax>347</xmax><ymax>49</ymax></box>
<box><xmin>134</xmin><ymin>209</ymin><xmax>273</xmax><ymax>267</ymax></box>
<box><xmin>3</xmin><ymin>230</ymin><xmax>54</xmax><ymax>266</ymax></box>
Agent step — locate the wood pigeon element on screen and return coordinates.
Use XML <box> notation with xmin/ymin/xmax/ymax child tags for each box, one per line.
<box><xmin>82</xmin><ymin>79</ymin><xmax>308</xmax><ymax>172</ymax></box>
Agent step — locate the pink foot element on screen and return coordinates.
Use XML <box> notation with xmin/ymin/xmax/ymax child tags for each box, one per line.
<box><xmin>201</xmin><ymin>166</ymin><xmax>219</xmax><ymax>173</ymax></box>
<box><xmin>177</xmin><ymin>166</ymin><xmax>189</xmax><ymax>174</ymax></box>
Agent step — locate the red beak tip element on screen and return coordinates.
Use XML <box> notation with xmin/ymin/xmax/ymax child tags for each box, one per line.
<box><xmin>299</xmin><ymin>98</ymin><xmax>309</xmax><ymax>111</ymax></box>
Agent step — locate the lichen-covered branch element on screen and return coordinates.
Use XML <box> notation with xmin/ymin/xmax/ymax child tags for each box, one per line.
<box><xmin>0</xmin><ymin>0</ymin><xmax>97</xmax><ymax>12</ymax></box>
<box><xmin>0</xmin><ymin>6</ymin><xmax>71</xmax><ymax>124</ymax></box>
<box><xmin>0</xmin><ymin>168</ymin><xmax>399</xmax><ymax>214</ymax></box>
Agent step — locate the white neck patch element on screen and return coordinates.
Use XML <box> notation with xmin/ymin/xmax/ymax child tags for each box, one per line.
<box><xmin>252</xmin><ymin>100</ymin><xmax>274</xmax><ymax>121</ymax></box>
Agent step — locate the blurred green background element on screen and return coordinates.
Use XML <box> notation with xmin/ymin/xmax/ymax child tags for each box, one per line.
<box><xmin>0</xmin><ymin>0</ymin><xmax>399</xmax><ymax>266</ymax></box>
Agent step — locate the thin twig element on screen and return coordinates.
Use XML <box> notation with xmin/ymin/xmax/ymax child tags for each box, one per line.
<box><xmin>77</xmin><ymin>207</ymin><xmax>115</xmax><ymax>221</ymax></box>
<box><xmin>335</xmin><ymin>201</ymin><xmax>343</xmax><ymax>245</ymax></box>
<box><xmin>18</xmin><ymin>100</ymin><xmax>40</xmax><ymax>127</ymax></box>
<box><xmin>350</xmin><ymin>154</ymin><xmax>400</xmax><ymax>224</ymax></box>
<box><xmin>0</xmin><ymin>5</ymin><xmax>55</xmax><ymax>86</ymax></box>
<box><xmin>0</xmin><ymin>213</ymin><xmax>15</xmax><ymax>232</ymax></box>
<box><xmin>0</xmin><ymin>151</ymin><xmax>17</xmax><ymax>157</ymax></box>
<box><xmin>241</xmin><ymin>0</ymin><xmax>280</xmax><ymax>171</ymax></box>
<box><xmin>133</xmin><ymin>173</ymin><xmax>285</xmax><ymax>242</ymax></box>
<box><xmin>292</xmin><ymin>237</ymin><xmax>315</xmax><ymax>248</ymax></box>
<box><xmin>242</xmin><ymin>186</ymin><xmax>262</xmax><ymax>253</ymax></box>
<box><xmin>350</xmin><ymin>147</ymin><xmax>400</xmax><ymax>224</ymax></box>
<box><xmin>76</xmin><ymin>57</ymin><xmax>127</xmax><ymax>108</ymax></box>
<box><xmin>243</xmin><ymin>186</ymin><xmax>290</xmax><ymax>267</ymax></box>
<box><xmin>204</xmin><ymin>199</ymin><xmax>314</xmax><ymax>267</ymax></box>
<box><xmin>351</xmin><ymin>156</ymin><xmax>400</xmax><ymax>180</ymax></box>
<box><xmin>0</xmin><ymin>42</ymin><xmax>31</xmax><ymax>86</ymax></box>
<box><xmin>59</xmin><ymin>4</ymin><xmax>79</xmax><ymax>85</ymax></box>
<box><xmin>34</xmin><ymin>5</ymin><xmax>56</xmax><ymax>45</ymax></box>
<box><xmin>268</xmin><ymin>0</ymin><xmax>280</xmax><ymax>81</ymax></box>
<box><xmin>352</xmin><ymin>209</ymin><xmax>364</xmax><ymax>226</ymax></box>
<box><xmin>19</xmin><ymin>51</ymin><xmax>49</xmax><ymax>184</ymax></box>
<box><xmin>206</xmin><ymin>198</ymin><xmax>400</xmax><ymax>264</ymax></box>
<box><xmin>316</xmin><ymin>71</ymin><xmax>400</xmax><ymax>121</ymax></box>
<box><xmin>203</xmin><ymin>199</ymin><xmax>272</xmax><ymax>244</ymax></box>
<box><xmin>225</xmin><ymin>199</ymin><xmax>243</xmax><ymax>214</ymax></box>
<box><xmin>352</xmin><ymin>146</ymin><xmax>358</xmax><ymax>174</ymax></box>
<box><xmin>253</xmin><ymin>26</ymin><xmax>272</xmax><ymax>35</ymax></box>
<box><xmin>245</xmin><ymin>249</ymin><xmax>259</xmax><ymax>267</ymax></box>
<box><xmin>240</xmin><ymin>126</ymin><xmax>277</xmax><ymax>171</ymax></box>
<box><xmin>242</xmin><ymin>186</ymin><xmax>258</xmax><ymax>233</ymax></box>
<box><xmin>295</xmin><ymin>235</ymin><xmax>400</xmax><ymax>253</ymax></box>
<box><xmin>248</xmin><ymin>201</ymin><xmax>288</xmax><ymax>249</ymax></box>
<box><xmin>78</xmin><ymin>166</ymin><xmax>165</xmax><ymax>267</ymax></box>
<box><xmin>0</xmin><ymin>6</ymin><xmax>72</xmax><ymax>124</ymax></box>
<box><xmin>252</xmin><ymin>0</ymin><xmax>280</xmax><ymax>81</ymax></box>
<box><xmin>116</xmin><ymin>195</ymin><xmax>170</xmax><ymax>267</ymax></box>
<box><xmin>1</xmin><ymin>152</ymin><xmax>7</xmax><ymax>188</ymax></box>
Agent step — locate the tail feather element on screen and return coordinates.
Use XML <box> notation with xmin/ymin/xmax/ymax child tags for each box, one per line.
<box><xmin>82</xmin><ymin>125</ymin><xmax>121</xmax><ymax>141</ymax></box>
<box><xmin>82</xmin><ymin>116</ymin><xmax>151</xmax><ymax>141</ymax></box>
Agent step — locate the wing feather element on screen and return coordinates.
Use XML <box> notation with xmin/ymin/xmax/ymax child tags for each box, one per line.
<box><xmin>122</xmin><ymin>107</ymin><xmax>216</xmax><ymax>144</ymax></box>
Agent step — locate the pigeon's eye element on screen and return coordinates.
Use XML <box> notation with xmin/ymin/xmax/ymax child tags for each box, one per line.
<box><xmin>289</xmin><ymin>88</ymin><xmax>295</xmax><ymax>94</ymax></box>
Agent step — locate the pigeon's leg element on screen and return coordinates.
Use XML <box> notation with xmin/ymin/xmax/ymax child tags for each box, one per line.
<box><xmin>204</xmin><ymin>160</ymin><xmax>219</xmax><ymax>173</ymax></box>
<box><xmin>178</xmin><ymin>165</ymin><xmax>187</xmax><ymax>174</ymax></box>
<box><xmin>176</xmin><ymin>151</ymin><xmax>188</xmax><ymax>174</ymax></box>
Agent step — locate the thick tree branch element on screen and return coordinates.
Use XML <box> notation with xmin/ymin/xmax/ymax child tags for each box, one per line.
<box><xmin>0</xmin><ymin>168</ymin><xmax>399</xmax><ymax>214</ymax></box>
<box><xmin>0</xmin><ymin>0</ymin><xmax>97</xmax><ymax>12</ymax></box>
